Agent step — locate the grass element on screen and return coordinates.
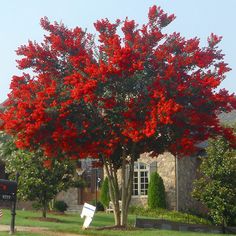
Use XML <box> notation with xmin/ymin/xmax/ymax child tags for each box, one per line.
<box><xmin>129</xmin><ymin>206</ymin><xmax>210</xmax><ymax>225</ymax></box>
<box><xmin>0</xmin><ymin>208</ymin><xmax>234</xmax><ymax>236</ymax></box>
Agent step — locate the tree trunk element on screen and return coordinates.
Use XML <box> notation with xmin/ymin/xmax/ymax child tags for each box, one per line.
<box><xmin>222</xmin><ymin>218</ymin><xmax>226</xmax><ymax>234</ymax></box>
<box><xmin>42</xmin><ymin>202</ymin><xmax>47</xmax><ymax>218</ymax></box>
<box><xmin>41</xmin><ymin>191</ymin><xmax>47</xmax><ymax>218</ymax></box>
<box><xmin>121</xmin><ymin>143</ymin><xmax>136</xmax><ymax>226</ymax></box>
<box><xmin>103</xmin><ymin>143</ymin><xmax>138</xmax><ymax>227</ymax></box>
<box><xmin>103</xmin><ymin>157</ymin><xmax>121</xmax><ymax>226</ymax></box>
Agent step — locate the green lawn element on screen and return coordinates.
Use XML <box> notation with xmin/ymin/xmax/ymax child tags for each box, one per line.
<box><xmin>0</xmin><ymin>209</ymin><xmax>233</xmax><ymax>236</ymax></box>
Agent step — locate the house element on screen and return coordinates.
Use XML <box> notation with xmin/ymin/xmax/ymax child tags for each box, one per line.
<box><xmin>128</xmin><ymin>110</ymin><xmax>236</xmax><ymax>211</ymax></box>
<box><xmin>59</xmin><ymin>111</ymin><xmax>236</xmax><ymax>212</ymax></box>
<box><xmin>57</xmin><ymin>150</ymin><xmax>203</xmax><ymax>212</ymax></box>
<box><xmin>56</xmin><ymin>159</ymin><xmax>103</xmax><ymax>211</ymax></box>
<box><xmin>129</xmin><ymin>151</ymin><xmax>203</xmax><ymax>211</ymax></box>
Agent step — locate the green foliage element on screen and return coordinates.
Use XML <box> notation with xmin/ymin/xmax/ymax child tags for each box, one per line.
<box><xmin>129</xmin><ymin>206</ymin><xmax>210</xmax><ymax>225</ymax></box>
<box><xmin>32</xmin><ymin>202</ymin><xmax>42</xmax><ymax>211</ymax></box>
<box><xmin>72</xmin><ymin>178</ymin><xmax>87</xmax><ymax>188</ymax></box>
<box><xmin>148</xmin><ymin>172</ymin><xmax>166</xmax><ymax>209</ymax></box>
<box><xmin>0</xmin><ymin>209</ymin><xmax>219</xmax><ymax>236</ymax></box>
<box><xmin>53</xmin><ymin>200</ymin><xmax>68</xmax><ymax>212</ymax></box>
<box><xmin>90</xmin><ymin>200</ymin><xmax>105</xmax><ymax>211</ymax></box>
<box><xmin>100</xmin><ymin>177</ymin><xmax>110</xmax><ymax>208</ymax></box>
<box><xmin>0</xmin><ymin>132</ymin><xmax>76</xmax><ymax>218</ymax></box>
<box><xmin>192</xmin><ymin>137</ymin><xmax>236</xmax><ymax>227</ymax></box>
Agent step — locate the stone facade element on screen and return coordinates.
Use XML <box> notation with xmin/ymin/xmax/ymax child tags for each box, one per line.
<box><xmin>177</xmin><ymin>155</ymin><xmax>202</xmax><ymax>211</ymax></box>
<box><xmin>56</xmin><ymin>187</ymin><xmax>79</xmax><ymax>206</ymax></box>
<box><xmin>129</xmin><ymin>152</ymin><xmax>203</xmax><ymax>212</ymax></box>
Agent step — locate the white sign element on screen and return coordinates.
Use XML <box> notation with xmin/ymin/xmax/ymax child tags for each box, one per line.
<box><xmin>80</xmin><ymin>203</ymin><xmax>96</xmax><ymax>229</ymax></box>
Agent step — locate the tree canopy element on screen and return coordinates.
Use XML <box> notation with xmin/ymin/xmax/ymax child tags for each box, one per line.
<box><xmin>1</xmin><ymin>5</ymin><xmax>236</xmax><ymax>226</ymax></box>
<box><xmin>192</xmin><ymin>137</ymin><xmax>236</xmax><ymax>230</ymax></box>
<box><xmin>1</xmin><ymin>5</ymin><xmax>235</xmax><ymax>160</ymax></box>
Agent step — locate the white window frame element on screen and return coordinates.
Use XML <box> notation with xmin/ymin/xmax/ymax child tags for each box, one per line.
<box><xmin>132</xmin><ymin>162</ymin><xmax>149</xmax><ymax>196</ymax></box>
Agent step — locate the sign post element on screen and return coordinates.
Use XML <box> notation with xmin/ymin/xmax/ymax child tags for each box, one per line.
<box><xmin>0</xmin><ymin>175</ymin><xmax>18</xmax><ymax>235</ymax></box>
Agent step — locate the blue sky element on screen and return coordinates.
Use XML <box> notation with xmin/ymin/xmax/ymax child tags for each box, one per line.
<box><xmin>1</xmin><ymin>0</ymin><xmax>236</xmax><ymax>102</ymax></box>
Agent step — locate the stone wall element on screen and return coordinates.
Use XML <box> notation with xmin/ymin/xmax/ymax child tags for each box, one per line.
<box><xmin>130</xmin><ymin>152</ymin><xmax>202</xmax><ymax>212</ymax></box>
<box><xmin>130</xmin><ymin>196</ymin><xmax>148</xmax><ymax>207</ymax></box>
<box><xmin>177</xmin><ymin>156</ymin><xmax>206</xmax><ymax>212</ymax></box>
<box><xmin>56</xmin><ymin>187</ymin><xmax>79</xmax><ymax>206</ymax></box>
<box><xmin>130</xmin><ymin>152</ymin><xmax>176</xmax><ymax>210</ymax></box>
<box><xmin>155</xmin><ymin>152</ymin><xmax>176</xmax><ymax>210</ymax></box>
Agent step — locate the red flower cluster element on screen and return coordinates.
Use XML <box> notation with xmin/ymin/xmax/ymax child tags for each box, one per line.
<box><xmin>1</xmin><ymin>5</ymin><xmax>236</xmax><ymax>160</ymax></box>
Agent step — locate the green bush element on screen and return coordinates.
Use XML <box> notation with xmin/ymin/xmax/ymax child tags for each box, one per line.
<box><xmin>100</xmin><ymin>177</ymin><xmax>110</xmax><ymax>208</ymax></box>
<box><xmin>32</xmin><ymin>202</ymin><xmax>42</xmax><ymax>211</ymax></box>
<box><xmin>53</xmin><ymin>200</ymin><xmax>68</xmax><ymax>212</ymax></box>
<box><xmin>192</xmin><ymin>137</ymin><xmax>236</xmax><ymax>228</ymax></box>
<box><xmin>148</xmin><ymin>172</ymin><xmax>166</xmax><ymax>209</ymax></box>
<box><xmin>90</xmin><ymin>200</ymin><xmax>105</xmax><ymax>211</ymax></box>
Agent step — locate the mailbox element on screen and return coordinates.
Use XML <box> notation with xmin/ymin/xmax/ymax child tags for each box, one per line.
<box><xmin>0</xmin><ymin>179</ymin><xmax>17</xmax><ymax>201</ymax></box>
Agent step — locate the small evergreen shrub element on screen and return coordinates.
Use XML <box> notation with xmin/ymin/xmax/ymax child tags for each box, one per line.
<box><xmin>100</xmin><ymin>177</ymin><xmax>110</xmax><ymax>208</ymax></box>
<box><xmin>90</xmin><ymin>200</ymin><xmax>105</xmax><ymax>211</ymax></box>
<box><xmin>32</xmin><ymin>202</ymin><xmax>42</xmax><ymax>211</ymax></box>
<box><xmin>148</xmin><ymin>172</ymin><xmax>166</xmax><ymax>209</ymax></box>
<box><xmin>53</xmin><ymin>200</ymin><xmax>68</xmax><ymax>212</ymax></box>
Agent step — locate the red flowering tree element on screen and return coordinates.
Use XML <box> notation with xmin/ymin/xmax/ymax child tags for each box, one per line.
<box><xmin>1</xmin><ymin>5</ymin><xmax>236</xmax><ymax>226</ymax></box>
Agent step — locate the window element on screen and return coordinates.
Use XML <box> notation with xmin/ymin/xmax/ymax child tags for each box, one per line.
<box><xmin>132</xmin><ymin>162</ymin><xmax>149</xmax><ymax>196</ymax></box>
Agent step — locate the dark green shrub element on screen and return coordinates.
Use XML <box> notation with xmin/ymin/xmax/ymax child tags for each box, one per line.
<box><xmin>90</xmin><ymin>200</ymin><xmax>105</xmax><ymax>211</ymax></box>
<box><xmin>53</xmin><ymin>200</ymin><xmax>68</xmax><ymax>212</ymax></box>
<box><xmin>32</xmin><ymin>202</ymin><xmax>42</xmax><ymax>211</ymax></box>
<box><xmin>148</xmin><ymin>172</ymin><xmax>166</xmax><ymax>209</ymax></box>
<box><xmin>96</xmin><ymin>201</ymin><xmax>105</xmax><ymax>211</ymax></box>
<box><xmin>100</xmin><ymin>177</ymin><xmax>110</xmax><ymax>208</ymax></box>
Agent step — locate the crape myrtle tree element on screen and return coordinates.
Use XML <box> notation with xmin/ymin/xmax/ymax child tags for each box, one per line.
<box><xmin>1</xmin><ymin>5</ymin><xmax>236</xmax><ymax>226</ymax></box>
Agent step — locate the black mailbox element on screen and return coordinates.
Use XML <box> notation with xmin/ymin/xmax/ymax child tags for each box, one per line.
<box><xmin>0</xmin><ymin>179</ymin><xmax>17</xmax><ymax>201</ymax></box>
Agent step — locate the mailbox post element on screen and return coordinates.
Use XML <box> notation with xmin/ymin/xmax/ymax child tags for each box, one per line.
<box><xmin>0</xmin><ymin>176</ymin><xmax>18</xmax><ymax>234</ymax></box>
<box><xmin>10</xmin><ymin>172</ymin><xmax>19</xmax><ymax>234</ymax></box>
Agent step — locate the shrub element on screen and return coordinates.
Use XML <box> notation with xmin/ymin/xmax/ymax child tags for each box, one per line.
<box><xmin>32</xmin><ymin>202</ymin><xmax>42</xmax><ymax>211</ymax></box>
<box><xmin>100</xmin><ymin>177</ymin><xmax>110</xmax><ymax>208</ymax></box>
<box><xmin>90</xmin><ymin>200</ymin><xmax>105</xmax><ymax>211</ymax></box>
<box><xmin>96</xmin><ymin>201</ymin><xmax>105</xmax><ymax>211</ymax></box>
<box><xmin>148</xmin><ymin>172</ymin><xmax>166</xmax><ymax>209</ymax></box>
<box><xmin>53</xmin><ymin>200</ymin><xmax>68</xmax><ymax>212</ymax></box>
<box><xmin>192</xmin><ymin>137</ymin><xmax>236</xmax><ymax>229</ymax></box>
<box><xmin>128</xmin><ymin>206</ymin><xmax>210</xmax><ymax>225</ymax></box>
